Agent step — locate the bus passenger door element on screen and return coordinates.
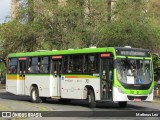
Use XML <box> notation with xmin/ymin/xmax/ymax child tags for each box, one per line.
<box><xmin>52</xmin><ymin>56</ymin><xmax>62</xmax><ymax>97</ymax></box>
<box><xmin>100</xmin><ymin>53</ymin><xmax>113</xmax><ymax>100</ymax></box>
<box><xmin>18</xmin><ymin>58</ymin><xmax>27</xmax><ymax>95</ymax></box>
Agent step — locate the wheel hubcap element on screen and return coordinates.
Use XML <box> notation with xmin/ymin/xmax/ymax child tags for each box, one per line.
<box><xmin>32</xmin><ymin>90</ymin><xmax>37</xmax><ymax>100</ymax></box>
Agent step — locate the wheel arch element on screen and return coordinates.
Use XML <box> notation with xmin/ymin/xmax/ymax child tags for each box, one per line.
<box><xmin>83</xmin><ymin>85</ymin><xmax>95</xmax><ymax>99</ymax></box>
<box><xmin>30</xmin><ymin>84</ymin><xmax>38</xmax><ymax>95</ymax></box>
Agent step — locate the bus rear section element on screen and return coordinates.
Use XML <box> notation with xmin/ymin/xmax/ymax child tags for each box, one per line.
<box><xmin>6</xmin><ymin>58</ymin><xmax>26</xmax><ymax>95</ymax></box>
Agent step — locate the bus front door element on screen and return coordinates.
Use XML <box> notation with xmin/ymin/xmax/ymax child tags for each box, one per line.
<box><xmin>100</xmin><ymin>58</ymin><xmax>113</xmax><ymax>100</ymax></box>
<box><xmin>18</xmin><ymin>58</ymin><xmax>27</xmax><ymax>95</ymax></box>
<box><xmin>52</xmin><ymin>59</ymin><xmax>62</xmax><ymax>97</ymax></box>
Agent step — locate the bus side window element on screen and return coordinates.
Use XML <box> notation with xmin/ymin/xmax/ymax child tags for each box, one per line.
<box><xmin>88</xmin><ymin>54</ymin><xmax>98</xmax><ymax>73</ymax></box>
<box><xmin>28</xmin><ymin>66</ymin><xmax>32</xmax><ymax>73</ymax></box>
<box><xmin>8</xmin><ymin>58</ymin><xmax>18</xmax><ymax>74</ymax></box>
<box><xmin>29</xmin><ymin>57</ymin><xmax>40</xmax><ymax>73</ymax></box>
<box><xmin>28</xmin><ymin>58</ymin><xmax>32</xmax><ymax>73</ymax></box>
<box><xmin>68</xmin><ymin>65</ymin><xmax>73</xmax><ymax>73</ymax></box>
<box><xmin>40</xmin><ymin>57</ymin><xmax>49</xmax><ymax>73</ymax></box>
<box><xmin>63</xmin><ymin>56</ymin><xmax>68</xmax><ymax>73</ymax></box>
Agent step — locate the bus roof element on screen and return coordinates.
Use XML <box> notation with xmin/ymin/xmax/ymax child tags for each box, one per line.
<box><xmin>8</xmin><ymin>47</ymin><xmax>116</xmax><ymax>58</ymax></box>
<box><xmin>8</xmin><ymin>47</ymin><xmax>151</xmax><ymax>58</ymax></box>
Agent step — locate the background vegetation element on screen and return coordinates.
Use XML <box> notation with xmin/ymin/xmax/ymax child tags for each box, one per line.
<box><xmin>0</xmin><ymin>0</ymin><xmax>160</xmax><ymax>80</ymax></box>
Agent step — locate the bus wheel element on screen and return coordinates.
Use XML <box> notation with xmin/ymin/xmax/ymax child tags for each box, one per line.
<box><xmin>88</xmin><ymin>89</ymin><xmax>96</xmax><ymax>108</ymax></box>
<box><xmin>118</xmin><ymin>101</ymin><xmax>127</xmax><ymax>108</ymax></box>
<box><xmin>31</xmin><ymin>87</ymin><xmax>41</xmax><ymax>103</ymax></box>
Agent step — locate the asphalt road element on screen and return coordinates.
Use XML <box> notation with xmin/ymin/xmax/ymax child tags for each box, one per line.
<box><xmin>0</xmin><ymin>89</ymin><xmax>160</xmax><ymax>119</ymax></box>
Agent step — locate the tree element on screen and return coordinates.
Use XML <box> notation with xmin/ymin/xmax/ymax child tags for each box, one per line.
<box><xmin>0</xmin><ymin>0</ymin><xmax>160</xmax><ymax>52</ymax></box>
<box><xmin>101</xmin><ymin>0</ymin><xmax>160</xmax><ymax>50</ymax></box>
<box><xmin>1</xmin><ymin>0</ymin><xmax>160</xmax><ymax>79</ymax></box>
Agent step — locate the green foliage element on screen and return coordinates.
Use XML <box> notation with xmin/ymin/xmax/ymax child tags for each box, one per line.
<box><xmin>0</xmin><ymin>0</ymin><xmax>158</xmax><ymax>52</ymax></box>
<box><xmin>0</xmin><ymin>62</ymin><xmax>6</xmax><ymax>77</ymax></box>
<box><xmin>0</xmin><ymin>0</ymin><xmax>160</xmax><ymax>73</ymax></box>
<box><xmin>104</xmin><ymin>0</ymin><xmax>160</xmax><ymax>49</ymax></box>
<box><xmin>103</xmin><ymin>20</ymin><xmax>160</xmax><ymax>49</ymax></box>
<box><xmin>152</xmin><ymin>54</ymin><xmax>160</xmax><ymax>81</ymax></box>
<box><xmin>0</xmin><ymin>21</ymin><xmax>41</xmax><ymax>52</ymax></box>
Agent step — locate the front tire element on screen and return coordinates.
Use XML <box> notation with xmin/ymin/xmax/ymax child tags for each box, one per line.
<box><xmin>118</xmin><ymin>101</ymin><xmax>127</xmax><ymax>108</ymax></box>
<box><xmin>31</xmin><ymin>87</ymin><xmax>41</xmax><ymax>103</ymax></box>
<box><xmin>88</xmin><ymin>89</ymin><xmax>96</xmax><ymax>108</ymax></box>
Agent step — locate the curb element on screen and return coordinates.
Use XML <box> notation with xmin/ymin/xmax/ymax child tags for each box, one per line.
<box><xmin>153</xmin><ymin>97</ymin><xmax>160</xmax><ymax>104</ymax></box>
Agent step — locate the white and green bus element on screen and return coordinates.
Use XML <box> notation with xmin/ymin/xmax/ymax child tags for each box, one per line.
<box><xmin>6</xmin><ymin>47</ymin><xmax>154</xmax><ymax>108</ymax></box>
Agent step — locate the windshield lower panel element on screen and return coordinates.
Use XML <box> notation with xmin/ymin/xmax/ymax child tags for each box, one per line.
<box><xmin>116</xmin><ymin>58</ymin><xmax>152</xmax><ymax>86</ymax></box>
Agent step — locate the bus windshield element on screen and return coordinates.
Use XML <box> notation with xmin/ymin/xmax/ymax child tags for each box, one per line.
<box><xmin>116</xmin><ymin>58</ymin><xmax>152</xmax><ymax>85</ymax></box>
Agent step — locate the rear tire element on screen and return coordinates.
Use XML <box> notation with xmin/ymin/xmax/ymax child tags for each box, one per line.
<box><xmin>118</xmin><ymin>101</ymin><xmax>127</xmax><ymax>108</ymax></box>
<box><xmin>88</xmin><ymin>89</ymin><xmax>96</xmax><ymax>108</ymax></box>
<box><xmin>31</xmin><ymin>87</ymin><xmax>41</xmax><ymax>103</ymax></box>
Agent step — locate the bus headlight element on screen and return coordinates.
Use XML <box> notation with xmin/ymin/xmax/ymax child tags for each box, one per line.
<box><xmin>117</xmin><ymin>86</ymin><xmax>124</xmax><ymax>94</ymax></box>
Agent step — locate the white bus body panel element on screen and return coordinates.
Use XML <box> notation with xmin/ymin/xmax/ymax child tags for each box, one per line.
<box><xmin>60</xmin><ymin>76</ymin><xmax>101</xmax><ymax>100</ymax></box>
<box><xmin>113</xmin><ymin>87</ymin><xmax>128</xmax><ymax>101</ymax></box>
<box><xmin>51</xmin><ymin>76</ymin><xmax>61</xmax><ymax>97</ymax></box>
<box><xmin>6</xmin><ymin>77</ymin><xmax>25</xmax><ymax>95</ymax></box>
<box><xmin>6</xmin><ymin>75</ymin><xmax>101</xmax><ymax>100</ymax></box>
<box><xmin>113</xmin><ymin>87</ymin><xmax>153</xmax><ymax>101</ymax></box>
<box><xmin>6</xmin><ymin>79</ymin><xmax>17</xmax><ymax>95</ymax></box>
<box><xmin>25</xmin><ymin>75</ymin><xmax>51</xmax><ymax>97</ymax></box>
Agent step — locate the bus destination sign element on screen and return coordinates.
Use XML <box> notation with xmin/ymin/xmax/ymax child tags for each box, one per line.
<box><xmin>116</xmin><ymin>48</ymin><xmax>150</xmax><ymax>57</ymax></box>
<box><xmin>120</xmin><ymin>51</ymin><xmax>146</xmax><ymax>56</ymax></box>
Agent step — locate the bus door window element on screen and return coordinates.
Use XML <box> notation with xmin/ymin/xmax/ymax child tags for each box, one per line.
<box><xmin>53</xmin><ymin>61</ymin><xmax>58</xmax><ymax>77</ymax></box>
<box><xmin>101</xmin><ymin>59</ymin><xmax>108</xmax><ymax>99</ymax></box>
<box><xmin>28</xmin><ymin>58</ymin><xmax>32</xmax><ymax>73</ymax></box>
<box><xmin>54</xmin><ymin>62</ymin><xmax>62</xmax><ymax>77</ymax></box>
<box><xmin>100</xmin><ymin>54</ymin><xmax>113</xmax><ymax>100</ymax></box>
<box><xmin>52</xmin><ymin>56</ymin><xmax>62</xmax><ymax>77</ymax></box>
<box><xmin>18</xmin><ymin>58</ymin><xmax>27</xmax><ymax>77</ymax></box>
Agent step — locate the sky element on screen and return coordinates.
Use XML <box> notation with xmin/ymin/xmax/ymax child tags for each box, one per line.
<box><xmin>0</xmin><ymin>0</ymin><xmax>10</xmax><ymax>23</ymax></box>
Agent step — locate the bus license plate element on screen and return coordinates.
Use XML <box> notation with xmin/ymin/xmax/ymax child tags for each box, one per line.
<box><xmin>134</xmin><ymin>98</ymin><xmax>141</xmax><ymax>101</ymax></box>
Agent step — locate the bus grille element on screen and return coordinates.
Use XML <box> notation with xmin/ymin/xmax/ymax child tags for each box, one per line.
<box><xmin>127</xmin><ymin>96</ymin><xmax>148</xmax><ymax>100</ymax></box>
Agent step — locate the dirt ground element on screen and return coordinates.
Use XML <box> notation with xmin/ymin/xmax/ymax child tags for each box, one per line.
<box><xmin>0</xmin><ymin>84</ymin><xmax>5</xmax><ymax>89</ymax></box>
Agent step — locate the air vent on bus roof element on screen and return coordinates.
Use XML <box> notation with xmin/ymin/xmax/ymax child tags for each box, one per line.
<box><xmin>36</xmin><ymin>50</ymin><xmax>49</xmax><ymax>52</ymax></box>
<box><xmin>68</xmin><ymin>49</ymin><xmax>74</xmax><ymax>50</ymax></box>
<box><xmin>52</xmin><ymin>50</ymin><xmax>58</xmax><ymax>51</ymax></box>
<box><xmin>124</xmin><ymin>46</ymin><xmax>132</xmax><ymax>48</ymax></box>
<box><xmin>89</xmin><ymin>46</ymin><xmax>97</xmax><ymax>48</ymax></box>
